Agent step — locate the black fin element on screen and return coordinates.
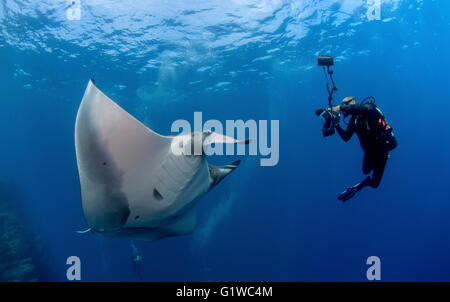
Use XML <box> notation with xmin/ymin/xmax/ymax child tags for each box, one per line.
<box><xmin>208</xmin><ymin>160</ymin><xmax>241</xmax><ymax>189</ymax></box>
<box><xmin>337</xmin><ymin>187</ymin><xmax>357</xmax><ymax>202</ymax></box>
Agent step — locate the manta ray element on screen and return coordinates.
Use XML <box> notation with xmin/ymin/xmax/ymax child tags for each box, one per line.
<box><xmin>75</xmin><ymin>79</ymin><xmax>247</xmax><ymax>241</ymax></box>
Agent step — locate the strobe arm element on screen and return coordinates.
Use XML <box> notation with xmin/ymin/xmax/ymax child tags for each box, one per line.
<box><xmin>324</xmin><ymin>65</ymin><xmax>338</xmax><ymax>108</ymax></box>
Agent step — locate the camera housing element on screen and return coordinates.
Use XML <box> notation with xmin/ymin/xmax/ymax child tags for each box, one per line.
<box><xmin>316</xmin><ymin>108</ymin><xmax>339</xmax><ymax>137</ymax></box>
<box><xmin>317</xmin><ymin>56</ymin><xmax>334</xmax><ymax>67</ymax></box>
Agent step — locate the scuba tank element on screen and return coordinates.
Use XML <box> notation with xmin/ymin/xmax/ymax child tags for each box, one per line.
<box><xmin>363</xmin><ymin>101</ymin><xmax>398</xmax><ymax>152</ymax></box>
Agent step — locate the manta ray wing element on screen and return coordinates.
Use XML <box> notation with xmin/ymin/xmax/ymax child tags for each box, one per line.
<box><xmin>75</xmin><ymin>79</ymin><xmax>172</xmax><ymax>232</ymax></box>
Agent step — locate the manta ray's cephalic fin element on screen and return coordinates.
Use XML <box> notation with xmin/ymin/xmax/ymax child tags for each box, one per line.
<box><xmin>76</xmin><ymin>228</ymin><xmax>92</xmax><ymax>234</ymax></box>
<box><xmin>208</xmin><ymin>160</ymin><xmax>241</xmax><ymax>190</ymax></box>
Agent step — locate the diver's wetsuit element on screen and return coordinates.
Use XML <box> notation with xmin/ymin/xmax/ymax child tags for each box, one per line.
<box><xmin>336</xmin><ymin>103</ymin><xmax>388</xmax><ymax>191</ymax></box>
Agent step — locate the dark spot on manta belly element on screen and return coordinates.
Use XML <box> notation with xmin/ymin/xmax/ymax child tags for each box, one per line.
<box><xmin>135</xmin><ymin>215</ymin><xmax>140</xmax><ymax>220</ymax></box>
<box><xmin>153</xmin><ymin>188</ymin><xmax>163</xmax><ymax>200</ymax></box>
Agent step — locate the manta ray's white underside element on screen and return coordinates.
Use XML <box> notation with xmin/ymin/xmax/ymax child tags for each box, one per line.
<box><xmin>75</xmin><ymin>79</ymin><xmax>246</xmax><ymax>241</ymax></box>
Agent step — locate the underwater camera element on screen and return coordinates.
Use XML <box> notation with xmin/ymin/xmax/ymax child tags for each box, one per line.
<box><xmin>315</xmin><ymin>108</ymin><xmax>340</xmax><ymax>137</ymax></box>
<box><xmin>316</xmin><ymin>55</ymin><xmax>338</xmax><ymax>137</ymax></box>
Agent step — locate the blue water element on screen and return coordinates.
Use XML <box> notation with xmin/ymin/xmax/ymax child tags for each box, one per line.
<box><xmin>1</xmin><ymin>0</ymin><xmax>449</xmax><ymax>281</ymax></box>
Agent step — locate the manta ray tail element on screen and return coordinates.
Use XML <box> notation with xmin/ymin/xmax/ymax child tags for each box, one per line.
<box><xmin>76</xmin><ymin>228</ymin><xmax>92</xmax><ymax>234</ymax></box>
<box><xmin>208</xmin><ymin>160</ymin><xmax>241</xmax><ymax>189</ymax></box>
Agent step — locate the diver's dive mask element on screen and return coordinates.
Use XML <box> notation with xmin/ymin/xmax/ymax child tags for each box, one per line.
<box><xmin>341</xmin><ymin>97</ymin><xmax>355</xmax><ymax>118</ymax></box>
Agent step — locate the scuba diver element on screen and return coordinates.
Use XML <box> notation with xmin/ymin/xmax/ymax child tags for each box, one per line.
<box><xmin>332</xmin><ymin>96</ymin><xmax>397</xmax><ymax>201</ymax></box>
<box><xmin>315</xmin><ymin>56</ymin><xmax>397</xmax><ymax>202</ymax></box>
<box><xmin>131</xmin><ymin>241</ymin><xmax>143</xmax><ymax>280</ymax></box>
